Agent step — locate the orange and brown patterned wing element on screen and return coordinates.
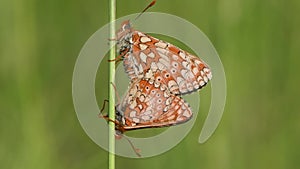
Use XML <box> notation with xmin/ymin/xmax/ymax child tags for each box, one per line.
<box><xmin>123</xmin><ymin>30</ymin><xmax>212</xmax><ymax>95</ymax></box>
<box><xmin>116</xmin><ymin>78</ymin><xmax>193</xmax><ymax>131</ymax></box>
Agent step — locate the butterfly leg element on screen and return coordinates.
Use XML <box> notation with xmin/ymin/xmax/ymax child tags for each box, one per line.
<box><xmin>122</xmin><ymin>135</ymin><xmax>142</xmax><ymax>157</ymax></box>
<box><xmin>99</xmin><ymin>99</ymin><xmax>109</xmax><ymax>113</ymax></box>
<box><xmin>98</xmin><ymin>113</ymin><xmax>115</xmax><ymax>123</ymax></box>
<box><xmin>98</xmin><ymin>110</ymin><xmax>142</xmax><ymax>157</ymax></box>
<box><xmin>108</xmin><ymin>48</ymin><xmax>129</xmax><ymax>64</ymax></box>
<box><xmin>108</xmin><ymin>56</ymin><xmax>122</xmax><ymax>64</ymax></box>
<box><xmin>108</xmin><ymin>52</ymin><xmax>123</xmax><ymax>63</ymax></box>
<box><xmin>98</xmin><ymin>113</ymin><xmax>125</xmax><ymax>130</ymax></box>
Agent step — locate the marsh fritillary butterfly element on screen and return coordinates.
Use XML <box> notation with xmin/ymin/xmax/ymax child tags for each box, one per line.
<box><xmin>115</xmin><ymin>20</ymin><xmax>212</xmax><ymax>95</ymax></box>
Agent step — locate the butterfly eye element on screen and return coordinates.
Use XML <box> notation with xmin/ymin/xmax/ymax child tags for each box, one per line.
<box><xmin>165</xmin><ymin>73</ymin><xmax>170</xmax><ymax>78</ymax></box>
<box><xmin>145</xmin><ymin>86</ymin><xmax>150</xmax><ymax>90</ymax></box>
<box><xmin>171</xmin><ymin>68</ymin><xmax>176</xmax><ymax>73</ymax></box>
<box><xmin>156</xmin><ymin>93</ymin><xmax>160</xmax><ymax>97</ymax></box>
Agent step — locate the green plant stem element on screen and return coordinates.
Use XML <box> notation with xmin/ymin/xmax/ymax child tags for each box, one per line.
<box><xmin>108</xmin><ymin>0</ymin><xmax>116</xmax><ymax>169</ymax></box>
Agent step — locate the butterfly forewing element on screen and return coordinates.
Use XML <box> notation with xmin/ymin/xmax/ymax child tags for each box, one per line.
<box><xmin>117</xmin><ymin>21</ymin><xmax>212</xmax><ymax>95</ymax></box>
<box><xmin>115</xmin><ymin>78</ymin><xmax>192</xmax><ymax>131</ymax></box>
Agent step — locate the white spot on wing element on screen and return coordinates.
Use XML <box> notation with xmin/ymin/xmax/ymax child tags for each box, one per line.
<box><xmin>194</xmin><ymin>59</ymin><xmax>202</xmax><ymax>65</ymax></box>
<box><xmin>188</xmin><ymin>71</ymin><xmax>195</xmax><ymax>79</ymax></box>
<box><xmin>199</xmin><ymin>81</ymin><xmax>205</xmax><ymax>86</ymax></box>
<box><xmin>182</xmin><ymin>61</ymin><xmax>189</xmax><ymax>69</ymax></box>
<box><xmin>193</xmin><ymin>81</ymin><xmax>199</xmax><ymax>89</ymax></box>
<box><xmin>157</xmin><ymin>62</ymin><xmax>167</xmax><ymax>70</ymax></box>
<box><xmin>144</xmin><ymin>110</ymin><xmax>152</xmax><ymax>115</ymax></box>
<box><xmin>148</xmin><ymin>78</ymin><xmax>154</xmax><ymax>84</ymax></box>
<box><xmin>154</xmin><ymin>82</ymin><xmax>160</xmax><ymax>88</ymax></box>
<box><xmin>133</xmin><ymin>118</ymin><xmax>140</xmax><ymax>123</ymax></box>
<box><xmin>177</xmin><ymin>77</ymin><xmax>185</xmax><ymax>85</ymax></box>
<box><xmin>156</xmin><ymin>48</ymin><xmax>167</xmax><ymax>54</ymax></box>
<box><xmin>129</xmin><ymin>37</ymin><xmax>133</xmax><ymax>43</ymax></box>
<box><xmin>163</xmin><ymin>106</ymin><xmax>169</xmax><ymax>112</ymax></box>
<box><xmin>140</xmin><ymin>36</ymin><xmax>151</xmax><ymax>43</ymax></box>
<box><xmin>155</xmin><ymin>41</ymin><xmax>168</xmax><ymax>48</ymax></box>
<box><xmin>130</xmin><ymin>111</ymin><xmax>137</xmax><ymax>117</ymax></box>
<box><xmin>207</xmin><ymin>72</ymin><xmax>212</xmax><ymax>80</ymax></box>
<box><xmin>159</xmin><ymin>58</ymin><xmax>170</xmax><ymax>68</ymax></box>
<box><xmin>129</xmin><ymin>100</ymin><xmax>137</xmax><ymax>109</ymax></box>
<box><xmin>139</xmin><ymin>95</ymin><xmax>145</xmax><ymax>102</ymax></box>
<box><xmin>181</xmin><ymin>69</ymin><xmax>188</xmax><ymax>78</ymax></box>
<box><xmin>165</xmin><ymin>97</ymin><xmax>172</xmax><ymax>106</ymax></box>
<box><xmin>148</xmin><ymin>52</ymin><xmax>155</xmax><ymax>58</ymax></box>
<box><xmin>183</xmin><ymin>110</ymin><xmax>191</xmax><ymax>117</ymax></box>
<box><xmin>140</xmin><ymin>52</ymin><xmax>147</xmax><ymax>63</ymax></box>
<box><xmin>200</xmin><ymin>71</ymin><xmax>204</xmax><ymax>76</ymax></box>
<box><xmin>132</xmin><ymin>55</ymin><xmax>138</xmax><ymax>65</ymax></box>
<box><xmin>137</xmin><ymin>32</ymin><xmax>144</xmax><ymax>36</ymax></box>
<box><xmin>145</xmin><ymin>70</ymin><xmax>153</xmax><ymax>78</ymax></box>
<box><xmin>176</xmin><ymin>117</ymin><xmax>184</xmax><ymax>121</ymax></box>
<box><xmin>168</xmin><ymin>80</ymin><xmax>177</xmax><ymax>89</ymax></box>
<box><xmin>203</xmin><ymin>68</ymin><xmax>210</xmax><ymax>73</ymax></box>
<box><xmin>160</xmin><ymin>85</ymin><xmax>167</xmax><ymax>91</ymax></box>
<box><xmin>192</xmin><ymin>67</ymin><xmax>199</xmax><ymax>75</ymax></box>
<box><xmin>203</xmin><ymin>76</ymin><xmax>208</xmax><ymax>83</ymax></box>
<box><xmin>160</xmin><ymin>53</ymin><xmax>170</xmax><ymax>62</ymax></box>
<box><xmin>197</xmin><ymin>76</ymin><xmax>203</xmax><ymax>82</ymax></box>
<box><xmin>164</xmin><ymin>90</ymin><xmax>169</xmax><ymax>97</ymax></box>
<box><xmin>138</xmin><ymin>64</ymin><xmax>143</xmax><ymax>73</ymax></box>
<box><xmin>187</xmin><ymin>83</ymin><xmax>193</xmax><ymax>91</ymax></box>
<box><xmin>179</xmin><ymin>52</ymin><xmax>186</xmax><ymax>59</ymax></box>
<box><xmin>141</xmin><ymin>115</ymin><xmax>150</xmax><ymax>121</ymax></box>
<box><xmin>172</xmin><ymin>55</ymin><xmax>179</xmax><ymax>60</ymax></box>
<box><xmin>151</xmin><ymin>62</ymin><xmax>158</xmax><ymax>71</ymax></box>
<box><xmin>139</xmin><ymin>44</ymin><xmax>148</xmax><ymax>50</ymax></box>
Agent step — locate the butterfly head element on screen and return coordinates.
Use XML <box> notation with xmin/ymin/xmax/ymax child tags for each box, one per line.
<box><xmin>117</xmin><ymin>20</ymin><xmax>133</xmax><ymax>41</ymax></box>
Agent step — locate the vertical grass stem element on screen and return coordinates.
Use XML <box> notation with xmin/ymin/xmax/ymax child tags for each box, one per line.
<box><xmin>108</xmin><ymin>0</ymin><xmax>116</xmax><ymax>168</ymax></box>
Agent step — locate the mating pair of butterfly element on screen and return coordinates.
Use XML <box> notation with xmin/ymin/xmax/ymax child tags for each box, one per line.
<box><xmin>101</xmin><ymin>1</ymin><xmax>212</xmax><ymax>138</ymax></box>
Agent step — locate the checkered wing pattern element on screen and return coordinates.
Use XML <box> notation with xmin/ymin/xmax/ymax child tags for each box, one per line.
<box><xmin>117</xmin><ymin>21</ymin><xmax>212</xmax><ymax>95</ymax></box>
<box><xmin>115</xmin><ymin>78</ymin><xmax>192</xmax><ymax>131</ymax></box>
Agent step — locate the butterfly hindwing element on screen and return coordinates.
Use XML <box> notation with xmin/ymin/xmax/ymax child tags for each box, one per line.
<box><xmin>115</xmin><ymin>78</ymin><xmax>193</xmax><ymax>131</ymax></box>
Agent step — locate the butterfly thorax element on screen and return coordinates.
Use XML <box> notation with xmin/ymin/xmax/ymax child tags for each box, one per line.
<box><xmin>115</xmin><ymin>104</ymin><xmax>127</xmax><ymax>132</ymax></box>
<box><xmin>117</xmin><ymin>20</ymin><xmax>134</xmax><ymax>54</ymax></box>
<box><xmin>118</xmin><ymin>33</ymin><xmax>132</xmax><ymax>54</ymax></box>
<box><xmin>115</xmin><ymin>105</ymin><xmax>124</xmax><ymax>122</ymax></box>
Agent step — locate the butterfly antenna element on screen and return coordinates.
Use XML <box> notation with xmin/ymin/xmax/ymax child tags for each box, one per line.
<box><xmin>122</xmin><ymin>135</ymin><xmax>142</xmax><ymax>157</ymax></box>
<box><xmin>134</xmin><ymin>0</ymin><xmax>156</xmax><ymax>21</ymax></box>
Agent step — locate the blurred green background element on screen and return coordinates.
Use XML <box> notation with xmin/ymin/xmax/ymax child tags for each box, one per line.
<box><xmin>1</xmin><ymin>0</ymin><xmax>300</xmax><ymax>169</ymax></box>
